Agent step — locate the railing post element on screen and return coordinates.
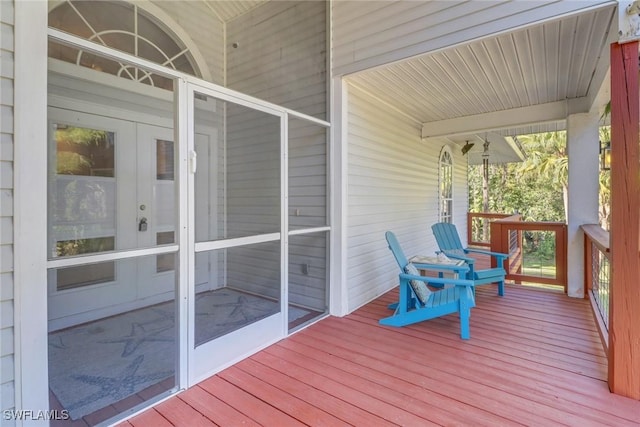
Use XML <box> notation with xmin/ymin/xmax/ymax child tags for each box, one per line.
<box><xmin>609</xmin><ymin>40</ymin><xmax>640</xmax><ymax>399</ymax></box>
<box><xmin>558</xmin><ymin>224</ymin><xmax>568</xmax><ymax>293</ymax></box>
<box><xmin>467</xmin><ymin>212</ymin><xmax>473</xmax><ymax>246</ymax></box>
<box><xmin>583</xmin><ymin>231</ymin><xmax>593</xmax><ymax>298</ymax></box>
<box><xmin>489</xmin><ymin>221</ymin><xmax>502</xmax><ymax>269</ymax></box>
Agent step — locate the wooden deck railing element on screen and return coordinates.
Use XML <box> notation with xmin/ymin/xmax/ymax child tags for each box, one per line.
<box><xmin>468</xmin><ymin>212</ymin><xmax>568</xmax><ymax>291</ymax></box>
<box><xmin>467</xmin><ymin>212</ymin><xmax>523</xmax><ymax>277</ymax></box>
<box><xmin>467</xmin><ymin>212</ymin><xmax>515</xmax><ymax>247</ymax></box>
<box><xmin>581</xmin><ymin>224</ymin><xmax>610</xmax><ymax>353</ymax></box>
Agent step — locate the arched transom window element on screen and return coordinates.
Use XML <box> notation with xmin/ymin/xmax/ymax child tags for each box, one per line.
<box><xmin>439</xmin><ymin>147</ymin><xmax>453</xmax><ymax>223</ymax></box>
<box><xmin>48</xmin><ymin>0</ymin><xmax>202</xmax><ymax>90</ymax></box>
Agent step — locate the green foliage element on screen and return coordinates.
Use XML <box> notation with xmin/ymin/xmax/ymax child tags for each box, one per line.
<box><xmin>469</xmin><ymin>128</ymin><xmax>611</xmax><ymax>229</ymax></box>
<box><xmin>55</xmin><ymin>126</ymin><xmax>113</xmax><ymax>175</ymax></box>
<box><xmin>469</xmin><ymin>131</ymin><xmax>568</xmax><ymax>222</ymax></box>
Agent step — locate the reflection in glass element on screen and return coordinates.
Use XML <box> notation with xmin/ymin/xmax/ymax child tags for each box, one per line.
<box><xmin>156</xmin><ymin>140</ymin><xmax>174</xmax><ymax>180</ymax></box>
<box><xmin>55</xmin><ymin>125</ymin><xmax>114</xmax><ymax>177</ymax></box>
<box><xmin>57</xmin><ymin>261</ymin><xmax>115</xmax><ymax>291</ymax></box>
<box><xmin>51</xmin><ymin>124</ymin><xmax>117</xmax><ymax>262</ymax></box>
<box><xmin>156</xmin><ymin>231</ymin><xmax>175</xmax><ymax>273</ymax></box>
<box><xmin>56</xmin><ymin>236</ymin><xmax>116</xmax><ymax>290</ymax></box>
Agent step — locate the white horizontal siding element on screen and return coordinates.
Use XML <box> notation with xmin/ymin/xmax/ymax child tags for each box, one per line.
<box><xmin>0</xmin><ymin>0</ymin><xmax>12</xmax><ymax>416</ymax></box>
<box><xmin>224</xmin><ymin>1</ymin><xmax>328</xmax><ymax>312</ymax></box>
<box><xmin>152</xmin><ymin>1</ymin><xmax>224</xmax><ymax>85</ymax></box>
<box><xmin>289</xmin><ymin>232</ymin><xmax>327</xmax><ymax>311</ymax></box>
<box><xmin>332</xmin><ymin>0</ymin><xmax>613</xmax><ymax>76</ymax></box>
<box><xmin>226</xmin><ymin>0</ymin><xmax>326</xmax><ymax>120</ymax></box>
<box><xmin>227</xmin><ymin>242</ymin><xmax>281</xmax><ymax>301</ymax></box>
<box><xmin>225</xmin><ymin>107</ymin><xmax>280</xmax><ymax>296</ymax></box>
<box><xmin>346</xmin><ymin>83</ymin><xmax>467</xmax><ymax>312</ymax></box>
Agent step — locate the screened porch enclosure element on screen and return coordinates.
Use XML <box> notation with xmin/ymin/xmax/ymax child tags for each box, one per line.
<box><xmin>45</xmin><ymin>19</ymin><xmax>329</xmax><ymax>423</ymax></box>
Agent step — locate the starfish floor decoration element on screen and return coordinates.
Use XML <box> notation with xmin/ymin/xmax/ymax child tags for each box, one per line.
<box><xmin>98</xmin><ymin>322</ymin><xmax>174</xmax><ymax>357</ymax></box>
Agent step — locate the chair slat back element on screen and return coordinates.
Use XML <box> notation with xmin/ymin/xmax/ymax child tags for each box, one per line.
<box><xmin>432</xmin><ymin>222</ymin><xmax>464</xmax><ymax>251</ymax></box>
<box><xmin>385</xmin><ymin>231</ymin><xmax>409</xmax><ymax>271</ymax></box>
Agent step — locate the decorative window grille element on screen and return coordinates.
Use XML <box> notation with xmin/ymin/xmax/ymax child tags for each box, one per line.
<box><xmin>439</xmin><ymin>147</ymin><xmax>453</xmax><ymax>223</ymax></box>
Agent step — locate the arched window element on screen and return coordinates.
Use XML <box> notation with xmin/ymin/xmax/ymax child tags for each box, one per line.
<box><xmin>439</xmin><ymin>147</ymin><xmax>453</xmax><ymax>223</ymax></box>
<box><xmin>48</xmin><ymin>0</ymin><xmax>204</xmax><ymax>90</ymax></box>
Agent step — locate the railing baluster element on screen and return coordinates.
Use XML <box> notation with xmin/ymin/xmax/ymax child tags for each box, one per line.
<box><xmin>581</xmin><ymin>224</ymin><xmax>610</xmax><ymax>352</ymax></box>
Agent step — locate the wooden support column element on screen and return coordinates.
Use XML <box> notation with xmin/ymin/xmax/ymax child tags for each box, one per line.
<box><xmin>609</xmin><ymin>41</ymin><xmax>640</xmax><ymax>400</ymax></box>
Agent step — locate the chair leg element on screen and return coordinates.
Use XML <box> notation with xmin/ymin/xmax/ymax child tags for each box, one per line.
<box><xmin>498</xmin><ymin>280</ymin><xmax>505</xmax><ymax>296</ymax></box>
<box><xmin>459</xmin><ymin>295</ymin><xmax>472</xmax><ymax>340</ymax></box>
<box><xmin>459</xmin><ymin>307</ymin><xmax>470</xmax><ymax>340</ymax></box>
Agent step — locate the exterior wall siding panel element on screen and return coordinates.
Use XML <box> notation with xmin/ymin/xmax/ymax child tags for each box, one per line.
<box><xmin>226</xmin><ymin>0</ymin><xmax>326</xmax><ymax>119</ymax></box>
<box><xmin>225</xmin><ymin>1</ymin><xmax>327</xmax><ymax>311</ymax></box>
<box><xmin>346</xmin><ymin>83</ymin><xmax>467</xmax><ymax>312</ymax></box>
<box><xmin>332</xmin><ymin>0</ymin><xmax>612</xmax><ymax>76</ymax></box>
<box><xmin>153</xmin><ymin>1</ymin><xmax>224</xmax><ymax>85</ymax></box>
<box><xmin>0</xmin><ymin>0</ymin><xmax>13</xmax><ymax>417</ymax></box>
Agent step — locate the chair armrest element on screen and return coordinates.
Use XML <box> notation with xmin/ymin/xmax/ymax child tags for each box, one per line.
<box><xmin>465</xmin><ymin>248</ymin><xmax>509</xmax><ymax>260</ymax></box>
<box><xmin>440</xmin><ymin>251</ymin><xmax>475</xmax><ymax>264</ymax></box>
<box><xmin>410</xmin><ymin>262</ymin><xmax>469</xmax><ymax>275</ymax></box>
<box><xmin>399</xmin><ymin>273</ymin><xmax>474</xmax><ymax>288</ymax></box>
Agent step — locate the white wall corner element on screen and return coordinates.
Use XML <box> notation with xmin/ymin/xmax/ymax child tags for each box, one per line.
<box><xmin>13</xmin><ymin>1</ymin><xmax>50</xmax><ymax>423</ymax></box>
<box><xmin>566</xmin><ymin>112</ymin><xmax>600</xmax><ymax>298</ymax></box>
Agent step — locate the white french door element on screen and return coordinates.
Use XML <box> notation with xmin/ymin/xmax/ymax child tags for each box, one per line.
<box><xmin>136</xmin><ymin>123</ymin><xmax>178</xmax><ymax>299</ymax></box>
<box><xmin>47</xmin><ymin>108</ymin><xmax>178</xmax><ymax>328</ymax></box>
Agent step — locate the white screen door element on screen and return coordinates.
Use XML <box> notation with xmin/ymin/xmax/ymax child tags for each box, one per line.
<box><xmin>186</xmin><ymin>84</ymin><xmax>286</xmax><ymax>384</ymax></box>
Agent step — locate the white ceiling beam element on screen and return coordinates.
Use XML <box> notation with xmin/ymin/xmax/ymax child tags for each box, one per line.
<box><xmin>421</xmin><ymin>98</ymin><xmax>591</xmax><ymax>139</ymax></box>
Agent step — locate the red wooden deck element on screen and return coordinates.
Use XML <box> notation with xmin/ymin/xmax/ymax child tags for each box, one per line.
<box><xmin>119</xmin><ymin>283</ymin><xmax>640</xmax><ymax>426</ymax></box>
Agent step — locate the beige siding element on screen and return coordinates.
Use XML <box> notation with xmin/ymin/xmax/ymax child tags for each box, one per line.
<box><xmin>346</xmin><ymin>83</ymin><xmax>467</xmax><ymax>312</ymax></box>
<box><xmin>332</xmin><ymin>0</ymin><xmax>612</xmax><ymax>76</ymax></box>
<box><xmin>226</xmin><ymin>0</ymin><xmax>327</xmax><ymax>120</ymax></box>
<box><xmin>225</xmin><ymin>1</ymin><xmax>328</xmax><ymax>310</ymax></box>
<box><xmin>153</xmin><ymin>1</ymin><xmax>224</xmax><ymax>85</ymax></box>
<box><xmin>0</xmin><ymin>0</ymin><xmax>13</xmax><ymax>417</ymax></box>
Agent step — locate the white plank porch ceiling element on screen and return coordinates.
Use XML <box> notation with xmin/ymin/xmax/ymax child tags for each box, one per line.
<box><xmin>347</xmin><ymin>4</ymin><xmax>616</xmax><ymax>139</ymax></box>
<box><xmin>201</xmin><ymin>1</ymin><xmax>616</xmax><ymax>157</ymax></box>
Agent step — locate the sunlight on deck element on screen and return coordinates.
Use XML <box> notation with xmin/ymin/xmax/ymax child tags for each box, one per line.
<box><xmin>119</xmin><ymin>284</ymin><xmax>640</xmax><ymax>426</ymax></box>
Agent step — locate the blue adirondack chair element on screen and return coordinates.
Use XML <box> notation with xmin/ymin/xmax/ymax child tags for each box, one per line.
<box><xmin>380</xmin><ymin>231</ymin><xmax>476</xmax><ymax>339</ymax></box>
<box><xmin>431</xmin><ymin>222</ymin><xmax>508</xmax><ymax>296</ymax></box>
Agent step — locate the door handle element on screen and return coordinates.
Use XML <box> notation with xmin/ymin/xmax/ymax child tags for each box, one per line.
<box><xmin>189</xmin><ymin>150</ymin><xmax>197</xmax><ymax>174</ymax></box>
<box><xmin>138</xmin><ymin>217</ymin><xmax>148</xmax><ymax>232</ymax></box>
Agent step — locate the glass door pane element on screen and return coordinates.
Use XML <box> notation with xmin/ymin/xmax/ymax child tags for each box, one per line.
<box><xmin>49</xmin><ymin>120</ymin><xmax>119</xmax><ymax>290</ymax></box>
<box><xmin>47</xmin><ymin>63</ymin><xmax>179</xmax><ymax>425</ymax></box>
